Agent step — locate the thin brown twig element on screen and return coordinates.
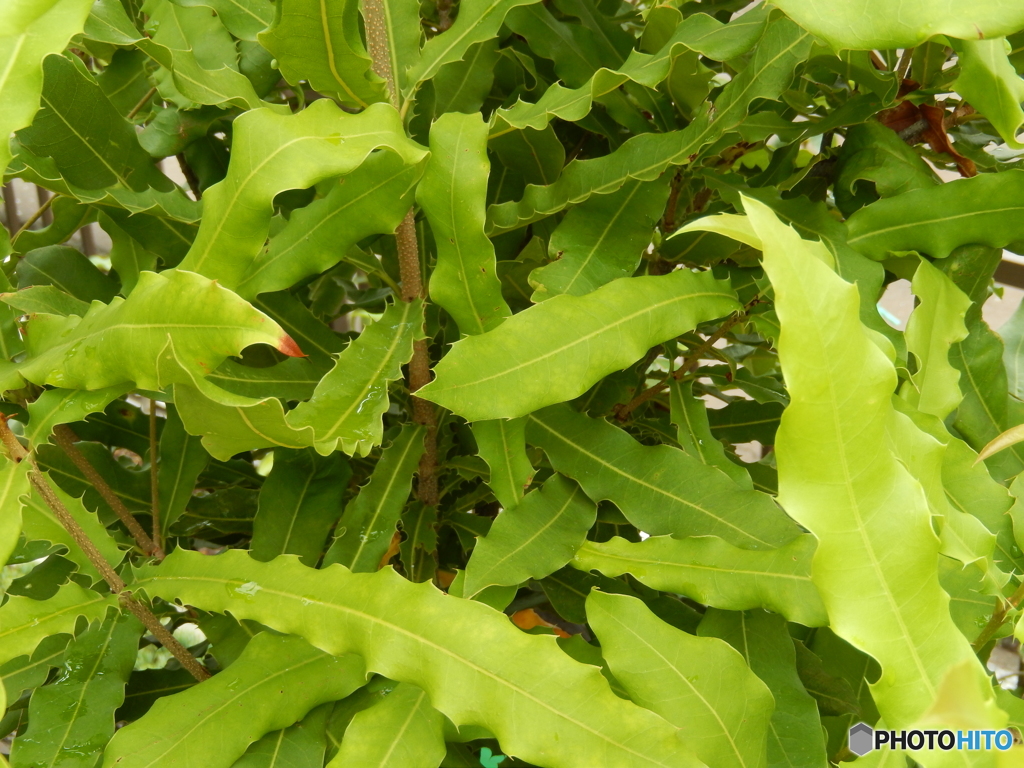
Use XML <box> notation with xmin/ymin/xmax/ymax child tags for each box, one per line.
<box><xmin>0</xmin><ymin>417</ymin><xmax>208</xmax><ymax>681</ymax></box>
<box><xmin>127</xmin><ymin>86</ymin><xmax>157</xmax><ymax>121</ymax></box>
<box><xmin>53</xmin><ymin>424</ymin><xmax>163</xmax><ymax>559</ymax></box>
<box><xmin>365</xmin><ymin>1</ymin><xmax>439</xmax><ymax>507</ymax></box>
<box><xmin>11</xmin><ymin>194</ymin><xmax>56</xmax><ymax>242</ymax></box>
<box><xmin>148</xmin><ymin>399</ymin><xmax>163</xmax><ymax>554</ymax></box>
<box><xmin>615</xmin><ymin>298</ymin><xmax>758</xmax><ymax>421</ymax></box>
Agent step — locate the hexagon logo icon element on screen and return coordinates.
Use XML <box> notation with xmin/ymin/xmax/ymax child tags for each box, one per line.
<box><xmin>848</xmin><ymin>722</ymin><xmax>874</xmax><ymax>757</ymax></box>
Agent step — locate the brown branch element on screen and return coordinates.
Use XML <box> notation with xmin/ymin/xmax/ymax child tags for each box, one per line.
<box><xmin>118</xmin><ymin>596</ymin><xmax>210</xmax><ymax>681</ymax></box>
<box><xmin>148</xmin><ymin>400</ymin><xmax>163</xmax><ymax>555</ymax></box>
<box><xmin>0</xmin><ymin>417</ymin><xmax>208</xmax><ymax>681</ymax></box>
<box><xmin>175</xmin><ymin>153</ymin><xmax>202</xmax><ymax>200</ymax></box>
<box><xmin>436</xmin><ymin>0</ymin><xmax>454</xmax><ymax>31</ymax></box>
<box><xmin>35</xmin><ymin>187</ymin><xmax>53</xmax><ymax>228</ymax></box>
<box><xmin>363</xmin><ymin>0</ymin><xmax>399</xmax><ymax>111</ymax></box>
<box><xmin>615</xmin><ymin>298</ymin><xmax>758</xmax><ymax>421</ymax></box>
<box><xmin>661</xmin><ymin>171</ymin><xmax>683</xmax><ymax>234</ymax></box>
<box><xmin>53</xmin><ymin>424</ymin><xmax>163</xmax><ymax>559</ymax></box>
<box><xmin>365</xmin><ymin>2</ymin><xmax>439</xmax><ymax>507</ymax></box>
<box><xmin>3</xmin><ymin>182</ymin><xmax>20</xmax><ymax>232</ymax></box>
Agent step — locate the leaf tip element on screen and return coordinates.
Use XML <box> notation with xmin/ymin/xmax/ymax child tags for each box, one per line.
<box><xmin>278</xmin><ymin>334</ymin><xmax>306</xmax><ymax>358</ymax></box>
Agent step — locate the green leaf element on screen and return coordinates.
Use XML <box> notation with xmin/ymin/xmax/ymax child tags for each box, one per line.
<box><xmin>486</xmin><ymin>18</ymin><xmax>813</xmax><ymax>234</ymax></box>
<box><xmin>177</xmin><ymin>100</ymin><xmax>427</xmax><ymax>289</ymax></box>
<box><xmin>175</xmin><ymin>299</ymin><xmax>421</xmax><ymax>459</ymax></box>
<box><xmin>134</xmin><ymin>549</ymin><xmax>701</xmax><ymax>768</ymax></box>
<box><xmin>16</xmin><ymin>244</ymin><xmax>118</xmax><ymax>303</ymax></box>
<box><xmin>0</xmin><ymin>634</ymin><xmax>70</xmax><ymax>707</ymax></box>
<box><xmin>288</xmin><ymin>300</ymin><xmax>424</xmax><ymax>456</ymax></box>
<box><xmin>254</xmin><ymin>291</ymin><xmax>345</xmax><ymax>367</ymax></box>
<box><xmin>400</xmin><ymin>503</ymin><xmax>438</xmax><ymax>583</ymax></box>
<box><xmin>172</xmin><ymin>0</ymin><xmax>274</xmax><ymax>42</ymax></box>
<box><xmin>21</xmin><ymin>472</ymin><xmax>125</xmax><ymax>583</ymax></box>
<box><xmin>833</xmin><ymin>122</ymin><xmax>937</xmax><ymax>217</ymax></box>
<box><xmin>0</xmin><ymin>583</ymin><xmax>112</xmax><ymax>668</ymax></box>
<box><xmin>0</xmin><ymin>271</ymin><xmax>26</xmax><ymax>365</ymax></box>
<box><xmin>573</xmin><ymin>534</ymin><xmax>827</xmax><ymax>627</ymax></box>
<box><xmin>38</xmin><ymin>440</ymin><xmax>151</xmax><ymax>520</ymax></box>
<box><xmin>5</xmin><ymin>554</ymin><xmax>75</xmax><ymax>600</ymax></box>
<box><xmin>0</xmin><ymin>0</ymin><xmax>95</xmax><ymax>179</ymax></box>
<box><xmin>18</xmin><ymin>54</ymin><xmax>172</xmax><ymax>193</ymax></box>
<box><xmin>24</xmin><ymin>385</ymin><xmax>129</xmax><ymax>446</ymax></box>
<box><xmin>1000</xmin><ymin>299</ymin><xmax>1024</xmax><ymax>401</ymax></box>
<box><xmin>327</xmin><ymin>683</ymin><xmax>445</xmax><ymax>768</ymax></box>
<box><xmin>707</xmin><ymin>400</ymin><xmax>784</xmax><ymax>446</ymax></box>
<box><xmin>252</xmin><ymin>449</ymin><xmax>349</xmax><ymax>567</ymax></box>
<box><xmin>324</xmin><ymin>425</ymin><xmax>425</xmax><ymax>572</ymax></box>
<box><xmin>173</xmin><ymin>382</ymin><xmax>315</xmax><ymax>462</ymax></box>
<box><xmin>898</xmin><ymin>259</ymin><xmax>971</xmax><ymax>421</ymax></box>
<box><xmin>231</xmin><ymin>703</ymin><xmax>333</xmax><ymax>768</ymax></box>
<box><xmin>772</xmin><ymin>0</ymin><xmax>1024</xmax><ymax>49</ymax></box>
<box><xmin>86</xmin><ymin>0</ymin><xmax>274</xmax><ymax>111</ymax></box>
<box><xmin>718</xmin><ymin>183</ymin><xmax>903</xmax><ymax>353</ymax></box>
<box><xmin>158</xmin><ymin>403</ymin><xmax>210</xmax><ymax>535</ymax></box>
<box><xmin>235</xmin><ymin>151</ymin><xmax>423</xmax><ymax>300</ymax></box>
<box><xmin>670</xmin><ymin>379</ymin><xmax>751</xmax><ymax>488</ymax></box>
<box><xmin>488</xmin><ymin>7</ymin><xmax>768</xmax><ymax>137</ymax></box>
<box><xmin>527</xmin><ymin>404</ymin><xmax>800</xmax><ymax>549</ymax></box>
<box><xmin>2</xmin><ymin>285</ymin><xmax>91</xmax><ymax>317</ymax></box>
<box><xmin>172</xmin><ymin>487</ymin><xmax>258</xmax><ymax>538</ymax></box>
<box><xmin>471</xmin><ymin>418</ymin><xmax>533</xmax><ymax>509</ymax></box>
<box><xmin>11</xmin><ymin>196</ymin><xmax>94</xmax><ymax>255</ymax></box>
<box><xmin>429</xmin><ymin>40</ymin><xmax>500</xmax><ymax>117</ymax></box>
<box><xmin>206</xmin><ymin>358</ymin><xmax>321</xmax><ymax>401</ymax></box>
<box><xmin>845</xmin><ymin>171</ymin><xmax>1024</xmax><ymax>260</ymax></box>
<box><xmin>464</xmin><ymin>473</ymin><xmax>595</xmax><ymax>597</ymax></box>
<box><xmin>419</xmin><ymin>269</ymin><xmax>739</xmax><ymax>420</ymax></box>
<box><xmin>587</xmin><ymin>591</ymin><xmax>773</xmax><ymax>768</ymax></box>
<box><xmin>418</xmin><ymin>112</ymin><xmax>510</xmax><ymax>335</ymax></box>
<box><xmin>8</xmin><ymin>139</ymin><xmax>201</xmax><ymax>232</ymax></box>
<box><xmin>699</xmin><ymin>609</ymin><xmax>827</xmax><ymax>768</ymax></box>
<box><xmin>791</xmin><ymin>639</ymin><xmax>860</xmax><ymax>718</ymax></box>
<box><xmin>18</xmin><ymin>269</ymin><xmax>298</xmax><ymax>392</ymax></box>
<box><xmin>953</xmin><ymin>39</ymin><xmax>1024</xmax><ymax>149</ymax></box>
<box><xmin>530</xmin><ymin>177</ymin><xmax>671</xmax><ymax>301</ymax></box>
<box><xmin>0</xmin><ymin>458</ymin><xmax>32</xmax><ymax>569</ymax></box>
<box><xmin>745</xmin><ymin>195</ymin><xmax>1001</xmax><ymax>729</ymax></box>
<box><xmin>942</xmin><ymin>438</ymin><xmax>1021</xmax><ymax>577</ymax></box>
<box><xmin>404</xmin><ymin>0</ymin><xmax>540</xmax><ymax>98</ymax></box>
<box><xmin>101</xmin><ymin>633</ymin><xmax>368</xmax><ymax>768</ymax></box>
<box><xmin>10</xmin><ymin>610</ymin><xmax>140</xmax><ymax>768</ymax></box>
<box><xmin>944</xmin><ymin>247</ymin><xmax>1024</xmax><ymax>481</ymax></box>
<box><xmin>258</xmin><ymin>0</ymin><xmax>386</xmax><ymax>109</ymax></box>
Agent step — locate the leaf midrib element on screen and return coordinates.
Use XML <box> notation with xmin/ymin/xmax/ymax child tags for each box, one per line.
<box><xmin>437</xmin><ymin>288</ymin><xmax>734</xmax><ymax>392</ymax></box>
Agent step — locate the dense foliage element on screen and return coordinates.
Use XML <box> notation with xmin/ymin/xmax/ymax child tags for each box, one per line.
<box><xmin>6</xmin><ymin>0</ymin><xmax>1024</xmax><ymax>766</ymax></box>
